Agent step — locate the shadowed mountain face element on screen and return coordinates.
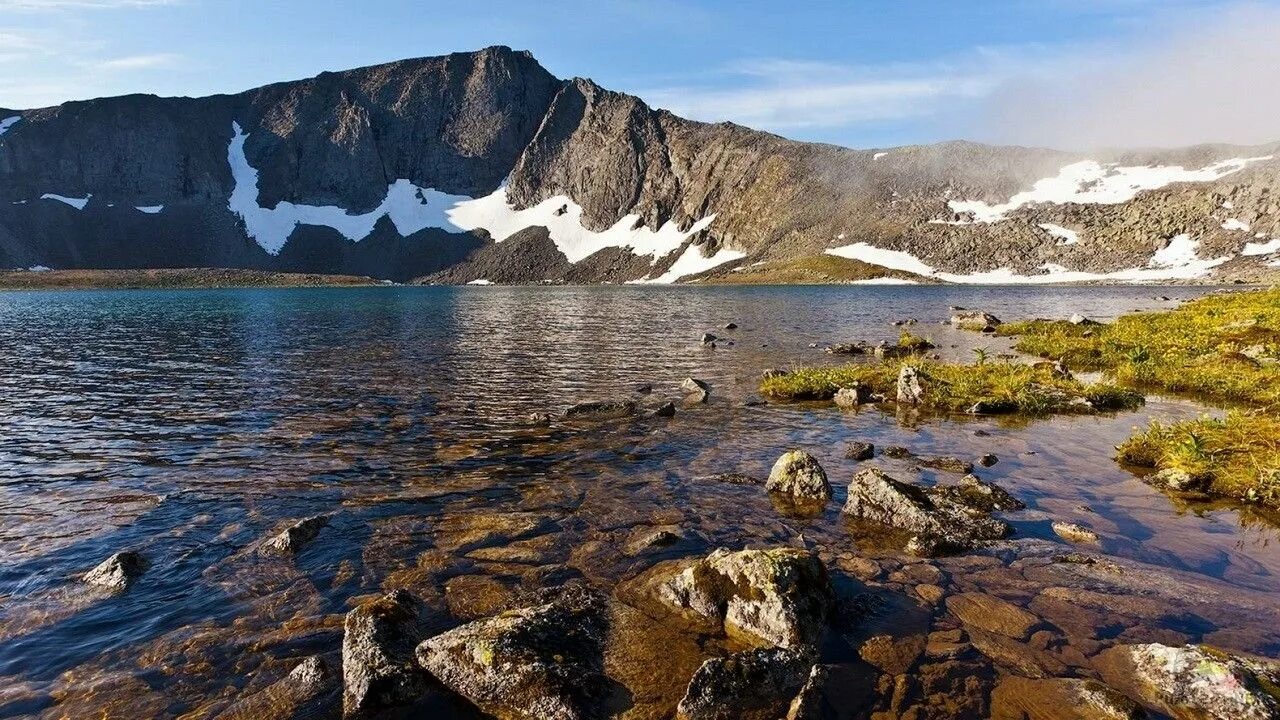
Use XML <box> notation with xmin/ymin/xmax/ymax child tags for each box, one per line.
<box><xmin>1</xmin><ymin>46</ymin><xmax>1278</xmax><ymax>283</ymax></box>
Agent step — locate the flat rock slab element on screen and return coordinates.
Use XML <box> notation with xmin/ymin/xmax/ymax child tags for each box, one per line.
<box><xmin>990</xmin><ymin>676</ymin><xmax>1143</xmax><ymax>720</ymax></box>
<box><xmin>946</xmin><ymin>593</ymin><xmax>1041</xmax><ymax>640</ymax></box>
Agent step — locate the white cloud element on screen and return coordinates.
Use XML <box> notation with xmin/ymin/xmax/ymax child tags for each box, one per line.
<box><xmin>95</xmin><ymin>52</ymin><xmax>179</xmax><ymax>70</ymax></box>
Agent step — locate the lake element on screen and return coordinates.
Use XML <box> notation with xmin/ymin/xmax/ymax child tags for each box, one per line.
<box><xmin>1</xmin><ymin>284</ymin><xmax>1277</xmax><ymax>718</ymax></box>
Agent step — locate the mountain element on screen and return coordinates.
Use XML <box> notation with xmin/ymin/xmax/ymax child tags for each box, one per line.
<box><xmin>2</xmin><ymin>46</ymin><xmax>1278</xmax><ymax>284</ymax></box>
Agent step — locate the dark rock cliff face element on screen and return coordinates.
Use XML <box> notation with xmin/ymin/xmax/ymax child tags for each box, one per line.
<box><xmin>1</xmin><ymin>46</ymin><xmax>1278</xmax><ymax>283</ymax></box>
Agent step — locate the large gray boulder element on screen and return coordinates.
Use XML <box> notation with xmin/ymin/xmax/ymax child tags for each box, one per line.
<box><xmin>676</xmin><ymin>647</ymin><xmax>813</xmax><ymax>720</ymax></box>
<box><xmin>658</xmin><ymin>547</ymin><xmax>833</xmax><ymax>649</ymax></box>
<box><xmin>415</xmin><ymin>586</ymin><xmax>609</xmax><ymax>720</ymax></box>
<box><xmin>765</xmin><ymin>450</ymin><xmax>832</xmax><ymax>502</ymax></box>
<box><xmin>83</xmin><ymin>551</ymin><xmax>147</xmax><ymax>591</ymax></box>
<box><xmin>341</xmin><ymin>590</ymin><xmax>430</xmax><ymax>718</ymax></box>
<box><xmin>1096</xmin><ymin>643</ymin><xmax>1280</xmax><ymax>720</ymax></box>
<box><xmin>842</xmin><ymin>468</ymin><xmax>1014</xmax><ymax>556</ymax></box>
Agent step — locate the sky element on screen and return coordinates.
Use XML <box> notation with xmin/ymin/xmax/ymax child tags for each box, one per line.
<box><xmin>1</xmin><ymin>0</ymin><xmax>1278</xmax><ymax>150</ymax></box>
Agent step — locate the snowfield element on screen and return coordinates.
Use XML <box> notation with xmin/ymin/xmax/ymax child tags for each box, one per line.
<box><xmin>226</xmin><ymin>122</ymin><xmax>724</xmax><ymax>280</ymax></box>
<box><xmin>0</xmin><ymin>116</ymin><xmax>20</xmax><ymax>137</ymax></box>
<box><xmin>41</xmin><ymin>194</ymin><xmax>91</xmax><ymax>210</ymax></box>
<box><xmin>1037</xmin><ymin>223</ymin><xmax>1080</xmax><ymax>245</ymax></box>
<box><xmin>825</xmin><ymin>233</ymin><xmax>1230</xmax><ymax>284</ymax></box>
<box><xmin>948</xmin><ymin>156</ymin><xmax>1272</xmax><ymax>223</ymax></box>
<box><xmin>631</xmin><ymin>245</ymin><xmax>746</xmax><ymax>284</ymax></box>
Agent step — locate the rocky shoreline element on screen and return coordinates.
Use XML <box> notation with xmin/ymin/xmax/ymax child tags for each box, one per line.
<box><xmin>0</xmin><ymin>267</ymin><xmax>382</xmax><ymax>290</ymax></box>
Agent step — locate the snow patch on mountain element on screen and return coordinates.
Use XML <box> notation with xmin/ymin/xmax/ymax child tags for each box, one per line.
<box><xmin>41</xmin><ymin>193</ymin><xmax>91</xmax><ymax>210</ymax></box>
<box><xmin>228</xmin><ymin>123</ymin><xmax>472</xmax><ymax>255</ymax></box>
<box><xmin>632</xmin><ymin>245</ymin><xmax>746</xmax><ymax>284</ymax></box>
<box><xmin>826</xmin><ymin>234</ymin><xmax>1228</xmax><ymax>284</ymax></box>
<box><xmin>0</xmin><ymin>116</ymin><xmax>20</xmax><ymax>137</ymax></box>
<box><xmin>1243</xmin><ymin>237</ymin><xmax>1280</xmax><ymax>256</ymax></box>
<box><xmin>447</xmin><ymin>188</ymin><xmax>716</xmax><ymax>264</ymax></box>
<box><xmin>948</xmin><ymin>156</ymin><xmax>1272</xmax><ymax>223</ymax></box>
<box><xmin>1038</xmin><ymin>223</ymin><xmax>1079</xmax><ymax>245</ymax></box>
<box><xmin>136</xmin><ymin>205</ymin><xmax>164</xmax><ymax>214</ymax></box>
<box><xmin>1221</xmin><ymin>218</ymin><xmax>1250</xmax><ymax>231</ymax></box>
<box><xmin>227</xmin><ymin>122</ymin><xmax>719</xmax><ymax>265</ymax></box>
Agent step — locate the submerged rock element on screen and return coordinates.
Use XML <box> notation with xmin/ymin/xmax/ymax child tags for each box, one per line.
<box><xmin>824</xmin><ymin>343</ymin><xmax>867</xmax><ymax>355</ymax></box>
<box><xmin>676</xmin><ymin>647</ymin><xmax>812</xmax><ymax>720</ymax></box>
<box><xmin>845</xmin><ymin>441</ymin><xmax>875</xmax><ymax>461</ymax></box>
<box><xmin>766</xmin><ymin>450</ymin><xmax>832</xmax><ymax>502</ymax></box>
<box><xmin>946</xmin><ymin>593</ymin><xmax>1041</xmax><ymax>640</ymax></box>
<box><xmin>416</xmin><ymin>586</ymin><xmax>609</xmax><ymax>720</ymax></box>
<box><xmin>342</xmin><ymin>590</ymin><xmax>430</xmax><ymax>718</ymax></box>
<box><xmin>214</xmin><ymin>655</ymin><xmax>340</xmax><ymax>720</ymax></box>
<box><xmin>1052</xmin><ymin>521</ymin><xmax>1100</xmax><ymax>544</ymax></box>
<box><xmin>682</xmin><ymin>378</ymin><xmax>710</xmax><ymax>403</ymax></box>
<box><xmin>563</xmin><ymin>400</ymin><xmax>637</xmax><ymax>420</ymax></box>
<box><xmin>1096</xmin><ymin>643</ymin><xmax>1280</xmax><ymax>720</ymax></box>
<box><xmin>842</xmin><ymin>469</ymin><xmax>1014</xmax><ymax>556</ymax></box>
<box><xmin>833</xmin><ymin>384</ymin><xmax>871</xmax><ymax>409</ymax></box>
<box><xmin>919</xmin><ymin>455</ymin><xmax>975</xmax><ymax>474</ymax></box>
<box><xmin>990</xmin><ymin>677</ymin><xmax>1143</xmax><ymax>720</ymax></box>
<box><xmin>697</xmin><ymin>472</ymin><xmax>764</xmax><ymax>486</ymax></box>
<box><xmin>951</xmin><ymin>310</ymin><xmax>1002</xmax><ymax>331</ymax></box>
<box><xmin>261</xmin><ymin>515</ymin><xmax>329</xmax><ymax>555</ymax></box>
<box><xmin>658</xmin><ymin>547</ymin><xmax>833</xmax><ymax>649</ymax></box>
<box><xmin>83</xmin><ymin>551</ymin><xmax>147</xmax><ymax>591</ymax></box>
<box><xmin>526</xmin><ymin>412</ymin><xmax>554</xmax><ymax>426</ymax></box>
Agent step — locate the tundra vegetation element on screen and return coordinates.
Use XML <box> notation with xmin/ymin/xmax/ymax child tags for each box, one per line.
<box><xmin>996</xmin><ymin>288</ymin><xmax>1280</xmax><ymax>509</ymax></box>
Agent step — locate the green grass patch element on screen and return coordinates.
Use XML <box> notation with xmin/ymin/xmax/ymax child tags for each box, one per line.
<box><xmin>996</xmin><ymin>289</ymin><xmax>1280</xmax><ymax>408</ymax></box>
<box><xmin>760</xmin><ymin>359</ymin><xmax>1142</xmax><ymax>415</ymax></box>
<box><xmin>1117</xmin><ymin>412</ymin><xmax>1280</xmax><ymax>507</ymax></box>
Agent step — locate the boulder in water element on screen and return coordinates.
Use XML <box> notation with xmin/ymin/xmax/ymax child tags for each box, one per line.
<box><xmin>563</xmin><ymin>400</ymin><xmax>637</xmax><ymax>420</ymax></box>
<box><xmin>657</xmin><ymin>547</ymin><xmax>833</xmax><ymax>649</ymax></box>
<box><xmin>416</xmin><ymin>586</ymin><xmax>609</xmax><ymax>720</ymax></box>
<box><xmin>676</xmin><ymin>647</ymin><xmax>813</xmax><ymax>720</ymax></box>
<box><xmin>83</xmin><ymin>551</ymin><xmax>147</xmax><ymax>591</ymax></box>
<box><xmin>342</xmin><ymin>590</ymin><xmax>430</xmax><ymax>718</ymax></box>
<box><xmin>766</xmin><ymin>450</ymin><xmax>832</xmax><ymax>502</ymax></box>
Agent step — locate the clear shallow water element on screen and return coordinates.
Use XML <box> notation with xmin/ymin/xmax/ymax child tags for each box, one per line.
<box><xmin>0</xmin><ymin>285</ymin><xmax>1277</xmax><ymax>718</ymax></box>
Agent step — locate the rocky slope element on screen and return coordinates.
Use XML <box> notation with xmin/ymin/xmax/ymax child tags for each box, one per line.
<box><xmin>2</xmin><ymin>46</ymin><xmax>1278</xmax><ymax>284</ymax></box>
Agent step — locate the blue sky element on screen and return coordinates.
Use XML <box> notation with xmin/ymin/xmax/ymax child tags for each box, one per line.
<box><xmin>2</xmin><ymin>0</ymin><xmax>1277</xmax><ymax>149</ymax></box>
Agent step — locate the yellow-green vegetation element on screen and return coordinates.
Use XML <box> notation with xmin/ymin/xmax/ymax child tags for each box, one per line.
<box><xmin>998</xmin><ymin>288</ymin><xmax>1280</xmax><ymax>508</ymax></box>
<box><xmin>1118</xmin><ymin>412</ymin><xmax>1280</xmax><ymax>507</ymax></box>
<box><xmin>898</xmin><ymin>330</ymin><xmax>935</xmax><ymax>352</ymax></box>
<box><xmin>760</xmin><ymin>360</ymin><xmax>1142</xmax><ymax>415</ymax></box>
<box><xmin>702</xmin><ymin>254</ymin><xmax>929</xmax><ymax>285</ymax></box>
<box><xmin>996</xmin><ymin>289</ymin><xmax>1280</xmax><ymax>408</ymax></box>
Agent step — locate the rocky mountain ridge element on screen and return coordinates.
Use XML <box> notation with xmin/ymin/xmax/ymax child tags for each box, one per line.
<box><xmin>2</xmin><ymin>46</ymin><xmax>1278</xmax><ymax>284</ymax></box>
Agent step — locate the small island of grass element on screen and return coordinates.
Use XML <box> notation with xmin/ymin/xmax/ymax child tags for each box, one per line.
<box><xmin>761</xmin><ymin>359</ymin><xmax>1143</xmax><ymax>415</ymax></box>
<box><xmin>996</xmin><ymin>288</ymin><xmax>1280</xmax><ymax>509</ymax></box>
